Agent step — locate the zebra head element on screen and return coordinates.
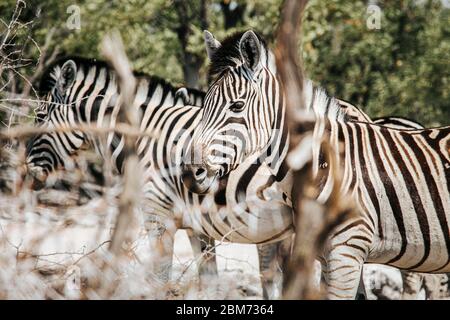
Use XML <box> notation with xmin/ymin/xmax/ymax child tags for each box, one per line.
<box><xmin>182</xmin><ymin>30</ymin><xmax>286</xmax><ymax>194</ymax></box>
<box><xmin>26</xmin><ymin>60</ymin><xmax>85</xmax><ymax>189</ymax></box>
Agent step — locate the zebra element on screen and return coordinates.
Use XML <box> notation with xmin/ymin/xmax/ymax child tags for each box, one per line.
<box><xmin>180</xmin><ymin>85</ymin><xmax>433</xmax><ymax>299</ymax></box>
<box><xmin>337</xmin><ymin>114</ymin><xmax>450</xmax><ymax>299</ymax></box>
<box><xmin>25</xmin><ymin>56</ymin><xmax>293</xmax><ymax>299</ymax></box>
<box><xmin>211</xmin><ymin>31</ymin><xmax>449</xmax><ymax>299</ymax></box>
<box><xmin>26</xmin><ymin>56</ymin><xmax>219</xmax><ymax>287</ymax></box>
<box><xmin>196</xmin><ymin>28</ymin><xmax>447</xmax><ymax>299</ymax></box>
<box><xmin>180</xmin><ymin>30</ymin><xmax>450</xmax><ymax>299</ymax></box>
<box><xmin>350</xmin><ymin>116</ymin><xmax>450</xmax><ymax>300</ymax></box>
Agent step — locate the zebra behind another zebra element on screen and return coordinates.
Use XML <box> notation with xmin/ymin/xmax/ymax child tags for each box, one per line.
<box><xmin>25</xmin><ymin>56</ymin><xmax>296</xmax><ymax>298</ymax></box>
<box><xmin>26</xmin><ymin>57</ymin><xmax>216</xmax><ymax>287</ymax></box>
<box><xmin>26</xmin><ymin>51</ymin><xmax>448</xmax><ymax>298</ymax></box>
<box><xmin>181</xmin><ymin>30</ymin><xmax>450</xmax><ymax>299</ymax></box>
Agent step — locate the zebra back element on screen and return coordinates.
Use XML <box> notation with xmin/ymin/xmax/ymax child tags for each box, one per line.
<box><xmin>373</xmin><ymin>116</ymin><xmax>424</xmax><ymax>130</ymax></box>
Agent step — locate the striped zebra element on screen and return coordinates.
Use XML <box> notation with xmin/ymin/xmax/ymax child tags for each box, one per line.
<box><xmin>319</xmin><ymin>102</ymin><xmax>450</xmax><ymax>300</ymax></box>
<box><xmin>348</xmin><ymin>117</ymin><xmax>450</xmax><ymax>300</ymax></box>
<box><xmin>181</xmin><ymin>30</ymin><xmax>450</xmax><ymax>299</ymax></box>
<box><xmin>26</xmin><ymin>57</ymin><xmax>215</xmax><ymax>285</ymax></box>
<box><xmin>25</xmin><ymin>56</ymin><xmax>292</xmax><ymax>298</ymax></box>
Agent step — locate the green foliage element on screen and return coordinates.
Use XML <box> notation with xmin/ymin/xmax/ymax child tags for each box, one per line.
<box><xmin>1</xmin><ymin>0</ymin><xmax>448</xmax><ymax>125</ymax></box>
<box><xmin>302</xmin><ymin>0</ymin><xmax>449</xmax><ymax>126</ymax></box>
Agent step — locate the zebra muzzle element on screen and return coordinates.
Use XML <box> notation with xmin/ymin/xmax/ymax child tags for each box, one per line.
<box><xmin>181</xmin><ymin>143</ymin><xmax>220</xmax><ymax>194</ymax></box>
<box><xmin>181</xmin><ymin>163</ymin><xmax>218</xmax><ymax>194</ymax></box>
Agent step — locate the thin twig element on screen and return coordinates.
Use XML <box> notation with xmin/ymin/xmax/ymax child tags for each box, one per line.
<box><xmin>101</xmin><ymin>31</ymin><xmax>140</xmax><ymax>258</ymax></box>
<box><xmin>0</xmin><ymin>121</ymin><xmax>160</xmax><ymax>141</ymax></box>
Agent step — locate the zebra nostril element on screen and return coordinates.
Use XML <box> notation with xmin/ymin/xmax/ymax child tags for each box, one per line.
<box><xmin>194</xmin><ymin>168</ymin><xmax>206</xmax><ymax>179</ymax></box>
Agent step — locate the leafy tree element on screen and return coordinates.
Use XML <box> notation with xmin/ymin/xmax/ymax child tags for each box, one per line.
<box><xmin>302</xmin><ymin>0</ymin><xmax>449</xmax><ymax>125</ymax></box>
<box><xmin>0</xmin><ymin>0</ymin><xmax>448</xmax><ymax>126</ymax></box>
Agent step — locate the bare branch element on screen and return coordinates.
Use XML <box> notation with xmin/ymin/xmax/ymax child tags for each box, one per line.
<box><xmin>275</xmin><ymin>0</ymin><xmax>309</xmax><ymax>149</ymax></box>
<box><xmin>0</xmin><ymin>122</ymin><xmax>159</xmax><ymax>142</ymax></box>
<box><xmin>100</xmin><ymin>31</ymin><xmax>140</xmax><ymax>257</ymax></box>
<box><xmin>21</xmin><ymin>27</ymin><xmax>59</xmax><ymax>99</ymax></box>
<box><xmin>276</xmin><ymin>0</ymin><xmax>357</xmax><ymax>299</ymax></box>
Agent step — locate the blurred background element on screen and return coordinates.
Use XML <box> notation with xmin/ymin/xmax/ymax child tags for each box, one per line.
<box><xmin>0</xmin><ymin>0</ymin><xmax>448</xmax><ymax>126</ymax></box>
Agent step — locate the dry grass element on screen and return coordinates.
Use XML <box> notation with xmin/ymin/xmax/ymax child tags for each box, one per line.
<box><xmin>0</xmin><ymin>23</ymin><xmax>262</xmax><ymax>299</ymax></box>
<box><xmin>0</xmin><ymin>144</ymin><xmax>264</xmax><ymax>299</ymax></box>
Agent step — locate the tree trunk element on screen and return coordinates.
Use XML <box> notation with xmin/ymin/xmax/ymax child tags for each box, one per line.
<box><xmin>220</xmin><ymin>0</ymin><xmax>246</xmax><ymax>29</ymax></box>
<box><xmin>182</xmin><ymin>55</ymin><xmax>202</xmax><ymax>88</ymax></box>
<box><xmin>174</xmin><ymin>0</ymin><xmax>208</xmax><ymax>89</ymax></box>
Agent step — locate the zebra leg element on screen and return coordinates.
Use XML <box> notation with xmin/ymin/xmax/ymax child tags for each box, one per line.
<box><xmin>322</xmin><ymin>235</ymin><xmax>369</xmax><ymax>299</ymax></box>
<box><xmin>356</xmin><ymin>267</ymin><xmax>367</xmax><ymax>300</ymax></box>
<box><xmin>258</xmin><ymin>243</ymin><xmax>282</xmax><ymax>299</ymax></box>
<box><xmin>147</xmin><ymin>221</ymin><xmax>175</xmax><ymax>286</ymax></box>
<box><xmin>258</xmin><ymin>237</ymin><xmax>292</xmax><ymax>300</ymax></box>
<box><xmin>188</xmin><ymin>231</ymin><xmax>218</xmax><ymax>286</ymax></box>
<box><xmin>400</xmin><ymin>271</ymin><xmax>424</xmax><ymax>299</ymax></box>
<box><xmin>322</xmin><ymin>253</ymin><xmax>365</xmax><ymax>299</ymax></box>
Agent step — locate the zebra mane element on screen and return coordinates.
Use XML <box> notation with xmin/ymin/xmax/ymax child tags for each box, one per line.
<box><xmin>39</xmin><ymin>56</ymin><xmax>204</xmax><ymax>100</ymax></box>
<box><xmin>207</xmin><ymin>31</ymin><xmax>267</xmax><ymax>82</ymax></box>
<box><xmin>303</xmin><ymin>79</ymin><xmax>347</xmax><ymax>122</ymax></box>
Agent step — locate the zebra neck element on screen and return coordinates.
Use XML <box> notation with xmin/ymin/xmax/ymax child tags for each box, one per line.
<box><xmin>301</xmin><ymin>82</ymin><xmax>355</xmax><ymax>194</ymax></box>
<box><xmin>258</xmin><ymin>83</ymin><xmax>289</xmax><ymax>174</ymax></box>
<box><xmin>312</xmin><ymin>118</ymin><xmax>359</xmax><ymax>204</ymax></box>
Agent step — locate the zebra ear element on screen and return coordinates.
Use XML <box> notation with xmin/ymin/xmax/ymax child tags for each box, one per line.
<box><xmin>204</xmin><ymin>30</ymin><xmax>221</xmax><ymax>60</ymax></box>
<box><xmin>239</xmin><ymin>30</ymin><xmax>261</xmax><ymax>73</ymax></box>
<box><xmin>57</xmin><ymin>60</ymin><xmax>77</xmax><ymax>94</ymax></box>
<box><xmin>175</xmin><ymin>87</ymin><xmax>190</xmax><ymax>105</ymax></box>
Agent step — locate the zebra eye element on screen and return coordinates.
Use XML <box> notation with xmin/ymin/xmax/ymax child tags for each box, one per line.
<box><xmin>229</xmin><ymin>101</ymin><xmax>245</xmax><ymax>113</ymax></box>
<box><xmin>36</xmin><ymin>113</ymin><xmax>46</xmax><ymax>123</ymax></box>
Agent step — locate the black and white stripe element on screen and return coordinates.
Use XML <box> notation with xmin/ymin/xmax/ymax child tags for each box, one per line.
<box><xmin>183</xmin><ymin>30</ymin><xmax>450</xmax><ymax>299</ymax></box>
<box><xmin>182</xmin><ymin>31</ymin><xmax>293</xmax><ymax>245</ymax></box>
<box><xmin>292</xmin><ymin>63</ymin><xmax>450</xmax><ymax>299</ymax></box>
<box><xmin>373</xmin><ymin>116</ymin><xmax>425</xmax><ymax>130</ymax></box>
<box><xmin>25</xmin><ymin>56</ymin><xmax>292</xmax><ymax>298</ymax></box>
<box><xmin>26</xmin><ymin>56</ymin><xmax>216</xmax><ymax>284</ymax></box>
